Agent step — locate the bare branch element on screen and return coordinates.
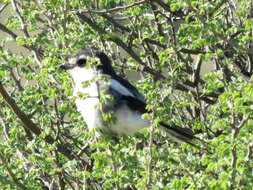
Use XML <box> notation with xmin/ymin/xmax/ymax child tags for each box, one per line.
<box><xmin>232</xmin><ymin>116</ymin><xmax>249</xmax><ymax>139</ymax></box>
<box><xmin>11</xmin><ymin>0</ymin><xmax>42</xmax><ymax>63</ymax></box>
<box><xmin>0</xmin><ymin>22</ymin><xmax>18</xmax><ymax>39</ymax></box>
<box><xmin>193</xmin><ymin>57</ymin><xmax>202</xmax><ymax>85</ymax></box>
<box><xmin>151</xmin><ymin>3</ymin><xmax>165</xmax><ymax>37</ymax></box>
<box><xmin>77</xmin><ymin>13</ymin><xmax>217</xmax><ymax>104</ymax></box>
<box><xmin>0</xmin><ymin>22</ymin><xmax>42</xmax><ymax>60</ymax></box>
<box><xmin>146</xmin><ymin>123</ymin><xmax>154</xmax><ymax>188</ymax></box>
<box><xmin>247</xmin><ymin>1</ymin><xmax>253</xmax><ymax>74</ymax></box>
<box><xmin>246</xmin><ymin>141</ymin><xmax>253</xmax><ymax>160</ymax></box>
<box><xmin>0</xmin><ymin>111</ymin><xmax>10</xmax><ymax>139</ymax></box>
<box><xmin>12</xmin><ymin>0</ymin><xmax>30</xmax><ymax>38</ymax></box>
<box><xmin>101</xmin><ymin>13</ymin><xmax>166</xmax><ymax>48</ymax></box>
<box><xmin>10</xmin><ymin>68</ymin><xmax>24</xmax><ymax>91</ymax></box>
<box><xmin>230</xmin><ymin>116</ymin><xmax>249</xmax><ymax>190</ymax></box>
<box><xmin>0</xmin><ymin>3</ymin><xmax>8</xmax><ymax>15</ymax></box>
<box><xmin>180</xmin><ymin>48</ymin><xmax>206</xmax><ymax>55</ymax></box>
<box><xmin>77</xmin><ymin>13</ymin><xmax>165</xmax><ymax>79</ymax></box>
<box><xmin>77</xmin><ymin>0</ymin><xmax>150</xmax><ymax>14</ymax></box>
<box><xmin>153</xmin><ymin>0</ymin><xmax>185</xmax><ymax>17</ymax></box>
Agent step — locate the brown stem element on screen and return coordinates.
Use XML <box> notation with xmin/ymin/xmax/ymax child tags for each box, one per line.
<box><xmin>0</xmin><ymin>22</ymin><xmax>18</xmax><ymax>39</ymax></box>
<box><xmin>0</xmin><ymin>3</ymin><xmax>8</xmax><ymax>15</ymax></box>
<box><xmin>229</xmin><ymin>116</ymin><xmax>249</xmax><ymax>190</ymax></box>
<box><xmin>77</xmin><ymin>0</ymin><xmax>150</xmax><ymax>14</ymax></box>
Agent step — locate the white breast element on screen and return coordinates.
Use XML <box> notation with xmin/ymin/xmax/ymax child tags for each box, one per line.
<box><xmin>75</xmin><ymin>97</ymin><xmax>103</xmax><ymax>132</ymax></box>
<box><xmin>71</xmin><ymin>68</ymin><xmax>149</xmax><ymax>135</ymax></box>
<box><xmin>75</xmin><ymin>97</ymin><xmax>149</xmax><ymax>135</ymax></box>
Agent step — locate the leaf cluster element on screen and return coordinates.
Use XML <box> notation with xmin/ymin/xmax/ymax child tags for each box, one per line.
<box><xmin>0</xmin><ymin>0</ymin><xmax>252</xmax><ymax>189</ymax></box>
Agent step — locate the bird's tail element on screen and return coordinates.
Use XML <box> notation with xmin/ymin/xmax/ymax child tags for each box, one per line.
<box><xmin>159</xmin><ymin>122</ymin><xmax>198</xmax><ymax>147</ymax></box>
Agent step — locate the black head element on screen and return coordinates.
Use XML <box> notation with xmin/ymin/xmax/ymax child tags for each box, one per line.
<box><xmin>60</xmin><ymin>48</ymin><xmax>116</xmax><ymax>77</ymax></box>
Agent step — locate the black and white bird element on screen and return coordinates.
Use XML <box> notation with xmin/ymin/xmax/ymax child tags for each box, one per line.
<box><xmin>60</xmin><ymin>48</ymin><xmax>196</xmax><ymax>145</ymax></box>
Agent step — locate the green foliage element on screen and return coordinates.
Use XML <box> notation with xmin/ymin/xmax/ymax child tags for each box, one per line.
<box><xmin>0</xmin><ymin>0</ymin><xmax>253</xmax><ymax>189</ymax></box>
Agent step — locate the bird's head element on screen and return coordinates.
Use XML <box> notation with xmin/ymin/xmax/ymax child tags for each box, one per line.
<box><xmin>60</xmin><ymin>48</ymin><xmax>116</xmax><ymax>85</ymax></box>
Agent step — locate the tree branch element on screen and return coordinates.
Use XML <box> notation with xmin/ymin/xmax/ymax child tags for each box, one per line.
<box><xmin>230</xmin><ymin>116</ymin><xmax>249</xmax><ymax>190</ymax></box>
<box><xmin>77</xmin><ymin>13</ymin><xmax>165</xmax><ymax>79</ymax></box>
<box><xmin>11</xmin><ymin>0</ymin><xmax>42</xmax><ymax>63</ymax></box>
<box><xmin>77</xmin><ymin>13</ymin><xmax>216</xmax><ymax>104</ymax></box>
<box><xmin>0</xmin><ymin>111</ymin><xmax>10</xmax><ymax>139</ymax></box>
<box><xmin>0</xmin><ymin>3</ymin><xmax>8</xmax><ymax>15</ymax></box>
<box><xmin>193</xmin><ymin>57</ymin><xmax>202</xmax><ymax>85</ymax></box>
<box><xmin>180</xmin><ymin>48</ymin><xmax>206</xmax><ymax>55</ymax></box>
<box><xmin>12</xmin><ymin>0</ymin><xmax>30</xmax><ymax>38</ymax></box>
<box><xmin>10</xmin><ymin>68</ymin><xmax>24</xmax><ymax>91</ymax></box>
<box><xmin>101</xmin><ymin>13</ymin><xmax>167</xmax><ymax>48</ymax></box>
<box><xmin>0</xmin><ymin>81</ymin><xmax>88</xmax><ymax>164</ymax></box>
<box><xmin>77</xmin><ymin>0</ymin><xmax>150</xmax><ymax>14</ymax></box>
<box><xmin>152</xmin><ymin>0</ymin><xmax>185</xmax><ymax>17</ymax></box>
<box><xmin>0</xmin><ymin>22</ymin><xmax>18</xmax><ymax>39</ymax></box>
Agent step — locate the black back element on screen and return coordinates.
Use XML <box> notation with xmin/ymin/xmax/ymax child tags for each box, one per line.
<box><xmin>77</xmin><ymin>48</ymin><xmax>145</xmax><ymax>102</ymax></box>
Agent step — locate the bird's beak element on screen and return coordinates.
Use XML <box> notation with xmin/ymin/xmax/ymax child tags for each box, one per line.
<box><xmin>59</xmin><ymin>63</ymin><xmax>75</xmax><ymax>70</ymax></box>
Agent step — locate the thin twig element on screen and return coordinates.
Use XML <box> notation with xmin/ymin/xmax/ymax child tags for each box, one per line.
<box><xmin>152</xmin><ymin>0</ymin><xmax>185</xmax><ymax>17</ymax></box>
<box><xmin>12</xmin><ymin>0</ymin><xmax>30</xmax><ymax>38</ymax></box>
<box><xmin>246</xmin><ymin>141</ymin><xmax>253</xmax><ymax>160</ymax></box>
<box><xmin>77</xmin><ymin>0</ymin><xmax>150</xmax><ymax>14</ymax></box>
<box><xmin>230</xmin><ymin>116</ymin><xmax>249</xmax><ymax>190</ymax></box>
<box><xmin>77</xmin><ymin>13</ymin><xmax>165</xmax><ymax>80</ymax></box>
<box><xmin>0</xmin><ymin>22</ymin><xmax>18</xmax><ymax>39</ymax></box>
<box><xmin>10</xmin><ymin>68</ymin><xmax>24</xmax><ymax>91</ymax></box>
<box><xmin>77</xmin><ymin>13</ymin><xmax>216</xmax><ymax>104</ymax></box>
<box><xmin>101</xmin><ymin>13</ymin><xmax>166</xmax><ymax>48</ymax></box>
<box><xmin>0</xmin><ymin>3</ymin><xmax>8</xmax><ymax>15</ymax></box>
<box><xmin>193</xmin><ymin>57</ymin><xmax>202</xmax><ymax>85</ymax></box>
<box><xmin>109</xmin><ymin>147</ymin><xmax>120</xmax><ymax>190</ymax></box>
<box><xmin>180</xmin><ymin>48</ymin><xmax>206</xmax><ymax>55</ymax></box>
<box><xmin>11</xmin><ymin>0</ymin><xmax>42</xmax><ymax>64</ymax></box>
<box><xmin>151</xmin><ymin>2</ymin><xmax>165</xmax><ymax>38</ymax></box>
<box><xmin>146</xmin><ymin>123</ymin><xmax>154</xmax><ymax>188</ymax></box>
<box><xmin>0</xmin><ymin>112</ymin><xmax>10</xmax><ymax>139</ymax></box>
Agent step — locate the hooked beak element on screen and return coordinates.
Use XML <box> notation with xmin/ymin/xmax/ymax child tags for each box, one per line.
<box><xmin>59</xmin><ymin>63</ymin><xmax>75</xmax><ymax>70</ymax></box>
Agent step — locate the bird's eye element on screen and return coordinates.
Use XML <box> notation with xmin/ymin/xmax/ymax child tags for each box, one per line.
<box><xmin>76</xmin><ymin>59</ymin><xmax>86</xmax><ymax>67</ymax></box>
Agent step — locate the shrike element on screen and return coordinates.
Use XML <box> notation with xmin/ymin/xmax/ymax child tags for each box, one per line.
<box><xmin>60</xmin><ymin>48</ymin><xmax>196</xmax><ymax>145</ymax></box>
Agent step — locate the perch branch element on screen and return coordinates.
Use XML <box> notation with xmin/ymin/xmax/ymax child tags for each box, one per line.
<box><xmin>77</xmin><ymin>0</ymin><xmax>150</xmax><ymax>14</ymax></box>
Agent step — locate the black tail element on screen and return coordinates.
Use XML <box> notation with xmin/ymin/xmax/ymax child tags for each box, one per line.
<box><xmin>159</xmin><ymin>122</ymin><xmax>197</xmax><ymax>147</ymax></box>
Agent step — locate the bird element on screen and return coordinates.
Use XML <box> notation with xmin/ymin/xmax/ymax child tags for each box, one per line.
<box><xmin>60</xmin><ymin>48</ymin><xmax>196</xmax><ymax>146</ymax></box>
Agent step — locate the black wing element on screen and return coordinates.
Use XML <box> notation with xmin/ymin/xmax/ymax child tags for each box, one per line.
<box><xmin>108</xmin><ymin>76</ymin><xmax>196</xmax><ymax>145</ymax></box>
<box><xmin>112</xmin><ymin>75</ymin><xmax>146</xmax><ymax>103</ymax></box>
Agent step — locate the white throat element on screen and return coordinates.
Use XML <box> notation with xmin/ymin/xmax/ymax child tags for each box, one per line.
<box><xmin>70</xmin><ymin>67</ymin><xmax>98</xmax><ymax>97</ymax></box>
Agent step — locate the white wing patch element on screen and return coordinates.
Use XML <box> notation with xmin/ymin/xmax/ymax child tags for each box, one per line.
<box><xmin>109</xmin><ymin>79</ymin><xmax>135</xmax><ymax>97</ymax></box>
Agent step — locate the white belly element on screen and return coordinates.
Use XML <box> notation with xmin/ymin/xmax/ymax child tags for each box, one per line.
<box><xmin>113</xmin><ymin>104</ymin><xmax>149</xmax><ymax>134</ymax></box>
<box><xmin>75</xmin><ymin>98</ymin><xmax>149</xmax><ymax>135</ymax></box>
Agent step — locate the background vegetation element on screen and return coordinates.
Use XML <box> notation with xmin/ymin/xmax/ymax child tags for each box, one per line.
<box><xmin>0</xmin><ymin>0</ymin><xmax>252</xmax><ymax>189</ymax></box>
